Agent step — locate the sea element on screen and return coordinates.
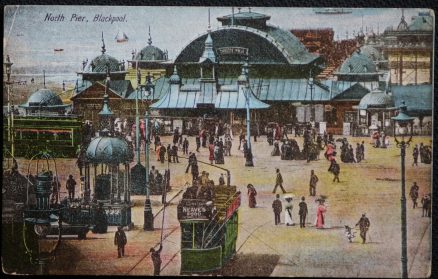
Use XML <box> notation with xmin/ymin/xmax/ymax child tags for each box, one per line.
<box><xmin>3</xmin><ymin>6</ymin><xmax>429</xmax><ymax>78</ymax></box>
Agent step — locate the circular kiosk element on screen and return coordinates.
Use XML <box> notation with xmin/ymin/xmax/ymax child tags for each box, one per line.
<box><xmin>84</xmin><ymin>87</ymin><xmax>134</xmax><ymax>228</ymax></box>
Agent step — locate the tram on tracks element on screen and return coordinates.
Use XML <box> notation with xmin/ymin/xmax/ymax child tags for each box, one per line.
<box><xmin>3</xmin><ymin>115</ymin><xmax>83</xmax><ymax>158</ymax></box>
<box><xmin>177</xmin><ymin>183</ymin><xmax>241</xmax><ymax>274</ymax></box>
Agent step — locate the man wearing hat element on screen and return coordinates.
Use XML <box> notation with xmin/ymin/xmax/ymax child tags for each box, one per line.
<box><xmin>114</xmin><ymin>226</ymin><xmax>127</xmax><ymax>258</ymax></box>
<box><xmin>272</xmin><ymin>194</ymin><xmax>282</xmax><ymax>225</ymax></box>
<box><xmin>355</xmin><ymin>213</ymin><xmax>370</xmax><ymax>244</ymax></box>
<box><xmin>309</xmin><ymin>170</ymin><xmax>319</xmax><ymax>196</ymax></box>
<box><xmin>66</xmin><ymin>174</ymin><xmax>77</xmax><ymax>201</ymax></box>
<box><xmin>412</xmin><ymin>144</ymin><xmax>419</xmax><ymax>166</ymax></box>
<box><xmin>273</xmin><ymin>168</ymin><xmax>286</xmax><ymax>194</ymax></box>
<box><xmin>298</xmin><ymin>196</ymin><xmax>308</xmax><ymax>228</ymax></box>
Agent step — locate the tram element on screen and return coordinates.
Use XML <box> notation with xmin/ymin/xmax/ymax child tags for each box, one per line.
<box><xmin>177</xmin><ymin>184</ymin><xmax>240</xmax><ymax>274</ymax></box>
<box><xmin>3</xmin><ymin>115</ymin><xmax>83</xmax><ymax>158</ymax></box>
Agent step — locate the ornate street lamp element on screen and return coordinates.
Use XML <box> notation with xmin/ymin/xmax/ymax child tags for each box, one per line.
<box><xmin>308</xmin><ymin>76</ymin><xmax>315</xmax><ymax>123</ymax></box>
<box><xmin>143</xmin><ymin>72</ymin><xmax>154</xmax><ymax>231</ymax></box>
<box><xmin>4</xmin><ymin>55</ymin><xmax>15</xmax><ymax>157</ymax></box>
<box><xmin>23</xmin><ymin>151</ymin><xmax>64</xmax><ymax>275</ymax></box>
<box><xmin>391</xmin><ymin>100</ymin><xmax>415</xmax><ymax>279</ymax></box>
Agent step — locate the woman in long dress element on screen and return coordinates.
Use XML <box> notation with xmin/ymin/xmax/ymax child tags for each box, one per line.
<box><xmin>315</xmin><ymin>199</ymin><xmax>327</xmax><ymax>229</ymax></box>
<box><xmin>209</xmin><ymin>143</ymin><xmax>215</xmax><ymax>164</ymax></box>
<box><xmin>247</xmin><ymin>184</ymin><xmax>257</xmax><ymax>208</ymax></box>
<box><xmin>284</xmin><ymin>197</ymin><xmax>294</xmax><ymax>226</ymax></box>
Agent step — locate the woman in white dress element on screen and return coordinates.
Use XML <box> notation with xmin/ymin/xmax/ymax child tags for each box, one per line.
<box><xmin>284</xmin><ymin>196</ymin><xmax>294</xmax><ymax>226</ymax></box>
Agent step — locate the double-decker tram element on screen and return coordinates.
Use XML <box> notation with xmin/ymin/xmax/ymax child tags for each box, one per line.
<box><xmin>3</xmin><ymin>115</ymin><xmax>83</xmax><ymax>158</ymax></box>
<box><xmin>177</xmin><ymin>183</ymin><xmax>241</xmax><ymax>274</ymax></box>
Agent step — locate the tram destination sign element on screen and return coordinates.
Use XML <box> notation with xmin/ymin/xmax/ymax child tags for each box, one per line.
<box><xmin>217</xmin><ymin>47</ymin><xmax>249</xmax><ymax>56</ymax></box>
<box><xmin>178</xmin><ymin>199</ymin><xmax>208</xmax><ymax>220</ymax></box>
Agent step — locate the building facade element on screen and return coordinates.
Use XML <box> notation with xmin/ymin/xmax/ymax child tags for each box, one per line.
<box><xmin>382</xmin><ymin>11</ymin><xmax>433</xmax><ymax>85</ymax></box>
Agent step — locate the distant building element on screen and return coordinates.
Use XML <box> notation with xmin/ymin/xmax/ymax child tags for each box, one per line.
<box><xmin>151</xmin><ymin>9</ymin><xmax>385</xmax><ymax>135</ymax></box>
<box><xmin>127</xmin><ymin>26</ymin><xmax>170</xmax><ymax>87</ymax></box>
<box><xmin>72</xmin><ymin>35</ymin><xmax>151</xmax><ymax>125</ymax></box>
<box><xmin>174</xmin><ymin>9</ymin><xmax>323</xmax><ymax>78</ymax></box>
<box><xmin>290</xmin><ymin>28</ymin><xmax>334</xmax><ymax>54</ymax></box>
<box><xmin>382</xmin><ymin>10</ymin><xmax>433</xmax><ymax>85</ymax></box>
<box><xmin>19</xmin><ymin>88</ymin><xmax>70</xmax><ymax>116</ymax></box>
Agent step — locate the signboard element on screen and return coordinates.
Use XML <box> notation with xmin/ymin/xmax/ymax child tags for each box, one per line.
<box><xmin>197</xmin><ymin>103</ymin><xmax>215</xmax><ymax>109</ymax></box>
<box><xmin>319</xmin><ymin>122</ymin><xmax>326</xmax><ymax>134</ymax></box>
<box><xmin>343</xmin><ymin>122</ymin><xmax>351</xmax><ymax>136</ymax></box>
<box><xmin>173</xmin><ymin>119</ymin><xmax>183</xmax><ymax>131</ymax></box>
<box><xmin>178</xmin><ymin>199</ymin><xmax>208</xmax><ymax>220</ymax></box>
<box><xmin>217</xmin><ymin>47</ymin><xmax>249</xmax><ymax>56</ymax></box>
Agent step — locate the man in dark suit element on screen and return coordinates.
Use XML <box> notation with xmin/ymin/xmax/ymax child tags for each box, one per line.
<box><xmin>309</xmin><ymin>170</ymin><xmax>319</xmax><ymax>196</ymax></box>
<box><xmin>114</xmin><ymin>226</ymin><xmax>127</xmax><ymax>258</ymax></box>
<box><xmin>298</xmin><ymin>196</ymin><xmax>308</xmax><ymax>228</ymax></box>
<box><xmin>272</xmin><ymin>194</ymin><xmax>282</xmax><ymax>225</ymax></box>
<box><xmin>272</xmin><ymin>168</ymin><xmax>286</xmax><ymax>194</ymax></box>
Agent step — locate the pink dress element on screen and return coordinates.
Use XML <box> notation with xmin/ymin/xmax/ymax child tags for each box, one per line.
<box><xmin>316</xmin><ymin>204</ymin><xmax>326</xmax><ymax>228</ymax></box>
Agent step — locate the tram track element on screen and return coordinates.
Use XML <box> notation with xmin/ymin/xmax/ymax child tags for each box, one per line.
<box><xmin>125</xmin><ymin>189</ymin><xmax>183</xmax><ymax>275</ymax></box>
<box><xmin>238</xmin><ymin>220</ymin><xmax>297</xmax><ymax>267</ymax></box>
<box><xmin>237</xmin><ymin>220</ymin><xmax>271</xmax><ymax>253</ymax></box>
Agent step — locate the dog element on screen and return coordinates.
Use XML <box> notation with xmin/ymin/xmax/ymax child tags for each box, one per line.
<box><xmin>344</xmin><ymin>225</ymin><xmax>356</xmax><ymax>243</ymax></box>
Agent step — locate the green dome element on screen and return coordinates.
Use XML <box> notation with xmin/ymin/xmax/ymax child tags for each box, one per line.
<box><xmin>135</xmin><ymin>45</ymin><xmax>166</xmax><ymax>61</ymax></box>
<box><xmin>90</xmin><ymin>53</ymin><xmax>121</xmax><ymax>73</ymax></box>
<box><xmin>358</xmin><ymin>89</ymin><xmax>393</xmax><ymax>109</ymax></box>
<box><xmin>339</xmin><ymin>51</ymin><xmax>377</xmax><ymax>74</ymax></box>
<box><xmin>86</xmin><ymin>137</ymin><xmax>130</xmax><ymax>164</ymax></box>
<box><xmin>24</xmin><ymin>88</ymin><xmax>63</xmax><ymax>107</ymax></box>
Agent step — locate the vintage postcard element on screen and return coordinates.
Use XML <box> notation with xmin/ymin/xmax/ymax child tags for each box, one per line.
<box><xmin>2</xmin><ymin>5</ymin><xmax>433</xmax><ymax>277</ymax></box>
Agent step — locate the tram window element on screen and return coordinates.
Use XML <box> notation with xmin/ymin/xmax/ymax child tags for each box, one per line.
<box><xmin>194</xmin><ymin>223</ymin><xmax>205</xmax><ymax>249</ymax></box>
<box><xmin>57</xmin><ymin>132</ymin><xmax>72</xmax><ymax>140</ymax></box>
<box><xmin>21</xmin><ymin>131</ymin><xmax>34</xmax><ymax>140</ymax></box>
<box><xmin>181</xmin><ymin>223</ymin><xmax>193</xmax><ymax>249</ymax></box>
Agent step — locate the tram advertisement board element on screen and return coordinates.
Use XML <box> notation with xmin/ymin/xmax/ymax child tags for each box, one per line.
<box><xmin>178</xmin><ymin>199</ymin><xmax>208</xmax><ymax>220</ymax></box>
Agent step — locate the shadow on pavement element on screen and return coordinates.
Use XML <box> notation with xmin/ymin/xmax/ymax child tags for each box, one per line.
<box><xmin>50</xmin><ymin>242</ymin><xmax>81</xmax><ymax>273</ymax></box>
<box><xmin>221</xmin><ymin>253</ymin><xmax>280</xmax><ymax>276</ymax></box>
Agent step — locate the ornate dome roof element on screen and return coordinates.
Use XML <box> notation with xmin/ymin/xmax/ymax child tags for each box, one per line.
<box><xmin>358</xmin><ymin>89</ymin><xmax>394</xmax><ymax>109</ymax></box>
<box><xmin>88</xmin><ymin>32</ymin><xmax>122</xmax><ymax>73</ymax></box>
<box><xmin>86</xmin><ymin>137</ymin><xmax>130</xmax><ymax>164</ymax></box>
<box><xmin>24</xmin><ymin>88</ymin><xmax>63</xmax><ymax>107</ymax></box>
<box><xmin>360</xmin><ymin>45</ymin><xmax>383</xmax><ymax>61</ymax></box>
<box><xmin>90</xmin><ymin>53</ymin><xmax>121</xmax><ymax>73</ymax></box>
<box><xmin>169</xmin><ymin>66</ymin><xmax>181</xmax><ymax>84</ymax></box>
<box><xmin>339</xmin><ymin>50</ymin><xmax>377</xmax><ymax>74</ymax></box>
<box><xmin>135</xmin><ymin>27</ymin><xmax>167</xmax><ymax>61</ymax></box>
<box><xmin>135</xmin><ymin>45</ymin><xmax>166</xmax><ymax>61</ymax></box>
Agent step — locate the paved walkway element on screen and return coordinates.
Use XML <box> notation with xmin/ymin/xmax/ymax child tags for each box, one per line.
<box><xmin>15</xmin><ymin>134</ymin><xmax>431</xmax><ymax>277</ymax></box>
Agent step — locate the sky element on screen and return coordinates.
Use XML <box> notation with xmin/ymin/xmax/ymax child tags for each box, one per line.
<box><xmin>3</xmin><ymin>6</ymin><xmax>432</xmax><ymax>75</ymax></box>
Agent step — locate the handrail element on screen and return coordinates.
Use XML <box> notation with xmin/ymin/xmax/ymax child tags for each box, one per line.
<box><xmin>179</xmin><ymin>156</ymin><xmax>231</xmax><ymax>186</ymax></box>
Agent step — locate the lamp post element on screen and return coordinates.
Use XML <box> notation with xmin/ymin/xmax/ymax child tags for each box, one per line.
<box><xmin>23</xmin><ymin>151</ymin><xmax>64</xmax><ymax>275</ymax></box>
<box><xmin>391</xmin><ymin>100</ymin><xmax>415</xmax><ymax>279</ymax></box>
<box><xmin>308</xmin><ymin>76</ymin><xmax>315</xmax><ymax>122</ymax></box>
<box><xmin>143</xmin><ymin>72</ymin><xmax>154</xmax><ymax>231</ymax></box>
<box><xmin>135</xmin><ymin>65</ymin><xmax>141</xmax><ymax>164</ymax></box>
<box><xmin>4</xmin><ymin>55</ymin><xmax>14</xmax><ymax>157</ymax></box>
<box><xmin>244</xmin><ymin>85</ymin><xmax>254</xmax><ymax>167</ymax></box>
